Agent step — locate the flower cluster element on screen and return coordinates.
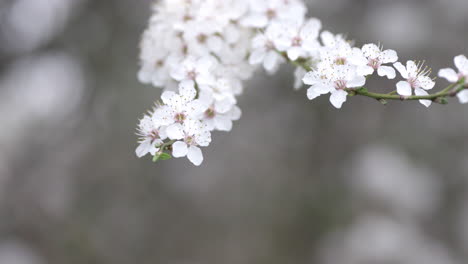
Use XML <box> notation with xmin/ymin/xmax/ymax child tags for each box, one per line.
<box><xmin>136</xmin><ymin>0</ymin><xmax>306</xmax><ymax>165</ymax></box>
<box><xmin>136</xmin><ymin>0</ymin><xmax>468</xmax><ymax>166</ymax></box>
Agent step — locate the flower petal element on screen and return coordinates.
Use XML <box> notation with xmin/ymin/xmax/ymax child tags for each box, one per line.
<box><xmin>187</xmin><ymin>146</ymin><xmax>203</xmax><ymax>166</ymax></box>
<box><xmin>347</xmin><ymin>75</ymin><xmax>366</xmax><ymax>88</ymax></box>
<box><xmin>357</xmin><ymin>66</ymin><xmax>374</xmax><ymax>76</ymax></box>
<box><xmin>418</xmin><ymin>76</ymin><xmax>435</xmax><ymax>90</ymax></box>
<box><xmin>415</xmin><ymin>88</ymin><xmax>431</xmax><ymax>107</ymax></box>
<box><xmin>329</xmin><ymin>90</ymin><xmax>347</xmax><ymax>109</ymax></box>
<box><xmin>393</xmin><ymin>62</ymin><xmax>408</xmax><ymax>79</ymax></box>
<box><xmin>438</xmin><ymin>68</ymin><xmax>459</xmax><ymax>83</ymax></box>
<box><xmin>396</xmin><ymin>81</ymin><xmax>412</xmax><ymax>96</ymax></box>
<box><xmin>264</xmin><ymin>51</ymin><xmax>280</xmax><ymax>72</ymax></box>
<box><xmin>457</xmin><ymin>90</ymin><xmax>468</xmax><ymax>104</ymax></box>
<box><xmin>381</xmin><ymin>49</ymin><xmax>398</xmax><ymax>63</ymax></box>
<box><xmin>214</xmin><ymin>116</ymin><xmax>233</xmax><ymax>131</ymax></box>
<box><xmin>287</xmin><ymin>47</ymin><xmax>302</xmax><ymax>61</ymax></box>
<box><xmin>377</xmin><ymin>66</ymin><xmax>396</xmax><ymax>79</ymax></box>
<box><xmin>166</xmin><ymin>123</ymin><xmax>185</xmax><ymax>140</ymax></box>
<box><xmin>302</xmin><ymin>72</ymin><xmax>317</xmax><ymax>85</ymax></box>
<box><xmin>362</xmin><ymin>43</ymin><xmax>380</xmax><ymax>59</ymax></box>
<box><xmin>307</xmin><ymin>88</ymin><xmax>321</xmax><ymax>100</ymax></box>
<box><xmin>406</xmin><ymin>61</ymin><xmax>418</xmax><ymax>77</ymax></box>
<box><xmin>135</xmin><ymin>139</ymin><xmax>152</xmax><ymax>158</ymax></box>
<box><xmin>454</xmin><ymin>55</ymin><xmax>468</xmax><ymax>72</ymax></box>
<box><xmin>249</xmin><ymin>49</ymin><xmax>266</xmax><ymax>65</ymax></box>
<box><xmin>172</xmin><ymin>141</ymin><xmax>188</xmax><ymax>158</ymax></box>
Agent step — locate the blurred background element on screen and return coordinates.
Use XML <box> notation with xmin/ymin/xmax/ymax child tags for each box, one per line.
<box><xmin>0</xmin><ymin>0</ymin><xmax>467</xmax><ymax>263</ymax></box>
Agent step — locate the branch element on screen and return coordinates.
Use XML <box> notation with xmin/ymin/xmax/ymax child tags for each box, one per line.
<box><xmin>280</xmin><ymin>52</ymin><xmax>467</xmax><ymax>104</ymax></box>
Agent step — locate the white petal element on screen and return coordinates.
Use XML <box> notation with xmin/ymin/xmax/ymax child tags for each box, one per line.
<box><xmin>347</xmin><ymin>75</ymin><xmax>366</xmax><ymax>88</ymax></box>
<box><xmin>178</xmin><ymin>80</ymin><xmax>196</xmax><ymax>101</ymax></box>
<box><xmin>396</xmin><ymin>81</ymin><xmax>412</xmax><ymax>96</ymax></box>
<box><xmin>170</xmin><ymin>67</ymin><xmax>186</xmax><ymax>81</ymax></box>
<box><xmin>207</xmin><ymin>36</ymin><xmax>223</xmax><ymax>52</ymax></box>
<box><xmin>307</xmin><ymin>88</ymin><xmax>320</xmax><ymax>100</ymax></box>
<box><xmin>214</xmin><ymin>116</ymin><xmax>233</xmax><ymax>131</ymax></box>
<box><xmin>381</xmin><ymin>49</ymin><xmax>398</xmax><ymax>63</ymax></box>
<box><xmin>302</xmin><ymin>72</ymin><xmax>317</xmax><ymax>85</ymax></box>
<box><xmin>393</xmin><ymin>62</ymin><xmax>408</xmax><ymax>79</ymax></box>
<box><xmin>264</xmin><ymin>51</ymin><xmax>280</xmax><ymax>72</ymax></box>
<box><xmin>415</xmin><ymin>88</ymin><xmax>432</xmax><ymax>107</ymax></box>
<box><xmin>314</xmin><ymin>84</ymin><xmax>332</xmax><ymax>94</ymax></box>
<box><xmin>135</xmin><ymin>139</ymin><xmax>152</xmax><ymax>158</ymax></box>
<box><xmin>454</xmin><ymin>55</ymin><xmax>468</xmax><ymax>72</ymax></box>
<box><xmin>349</xmin><ymin>48</ymin><xmax>368</xmax><ymax>66</ymax></box>
<box><xmin>161</xmin><ymin>91</ymin><xmax>176</xmax><ymax>105</ymax></box>
<box><xmin>438</xmin><ymin>68</ymin><xmax>458</xmax><ymax>83</ymax></box>
<box><xmin>457</xmin><ymin>90</ymin><xmax>468</xmax><ymax>104</ymax></box>
<box><xmin>137</xmin><ymin>67</ymin><xmax>152</xmax><ymax>84</ymax></box>
<box><xmin>172</xmin><ymin>141</ymin><xmax>188</xmax><ymax>158</ymax></box>
<box><xmin>166</xmin><ymin>123</ymin><xmax>184</xmax><ymax>140</ymax></box>
<box><xmin>361</xmin><ymin>43</ymin><xmax>380</xmax><ymax>59</ymax></box>
<box><xmin>187</xmin><ymin>146</ymin><xmax>203</xmax><ymax>166</ymax></box>
<box><xmin>329</xmin><ymin>90</ymin><xmax>348</xmax><ymax>109</ymax></box>
<box><xmin>287</xmin><ymin>47</ymin><xmax>302</xmax><ymax>61</ymax></box>
<box><xmin>357</xmin><ymin>66</ymin><xmax>374</xmax><ymax>76</ymax></box>
<box><xmin>214</xmin><ymin>98</ymin><xmax>234</xmax><ymax>114</ymax></box>
<box><xmin>417</xmin><ymin>76</ymin><xmax>435</xmax><ymax>90</ymax></box>
<box><xmin>227</xmin><ymin>106</ymin><xmax>242</xmax><ymax>120</ymax></box>
<box><xmin>300</xmin><ymin>18</ymin><xmax>321</xmax><ymax>40</ymax></box>
<box><xmin>406</xmin><ymin>61</ymin><xmax>418</xmax><ymax>77</ymax></box>
<box><xmin>377</xmin><ymin>66</ymin><xmax>396</xmax><ymax>79</ymax></box>
<box><xmin>249</xmin><ymin>49</ymin><xmax>266</xmax><ymax>65</ymax></box>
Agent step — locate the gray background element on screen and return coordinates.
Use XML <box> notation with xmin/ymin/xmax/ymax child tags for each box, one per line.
<box><xmin>0</xmin><ymin>0</ymin><xmax>467</xmax><ymax>263</ymax></box>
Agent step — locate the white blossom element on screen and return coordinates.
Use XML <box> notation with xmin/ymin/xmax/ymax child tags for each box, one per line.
<box><xmin>170</xmin><ymin>56</ymin><xmax>216</xmax><ymax>89</ymax></box>
<box><xmin>394</xmin><ymin>61</ymin><xmax>435</xmax><ymax>107</ymax></box>
<box><xmin>199</xmin><ymin>92</ymin><xmax>242</xmax><ymax>132</ymax></box>
<box><xmin>274</xmin><ymin>18</ymin><xmax>322</xmax><ymax>61</ymax></box>
<box><xmin>168</xmin><ymin>119</ymin><xmax>212</xmax><ymax>166</ymax></box>
<box><xmin>319</xmin><ymin>36</ymin><xmax>368</xmax><ymax>69</ymax></box>
<box><xmin>135</xmin><ymin>115</ymin><xmax>167</xmax><ymax>158</ymax></box>
<box><xmin>359</xmin><ymin>43</ymin><xmax>398</xmax><ymax>79</ymax></box>
<box><xmin>303</xmin><ymin>64</ymin><xmax>366</xmax><ymax>109</ymax></box>
<box><xmin>249</xmin><ymin>23</ymin><xmax>285</xmax><ymax>73</ymax></box>
<box><xmin>153</xmin><ymin>81</ymin><xmax>204</xmax><ymax>129</ymax></box>
<box><xmin>438</xmin><ymin>55</ymin><xmax>468</xmax><ymax>104</ymax></box>
<box><xmin>241</xmin><ymin>0</ymin><xmax>306</xmax><ymax>28</ymax></box>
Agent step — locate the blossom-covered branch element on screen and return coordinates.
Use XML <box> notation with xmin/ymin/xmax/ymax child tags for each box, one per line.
<box><xmin>135</xmin><ymin>0</ymin><xmax>468</xmax><ymax>166</ymax></box>
<box><xmin>282</xmin><ymin>52</ymin><xmax>467</xmax><ymax>105</ymax></box>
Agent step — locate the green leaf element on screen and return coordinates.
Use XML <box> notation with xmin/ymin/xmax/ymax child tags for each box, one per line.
<box><xmin>152</xmin><ymin>152</ymin><xmax>172</xmax><ymax>162</ymax></box>
<box><xmin>152</xmin><ymin>154</ymin><xmax>160</xmax><ymax>162</ymax></box>
<box><xmin>159</xmin><ymin>153</ymin><xmax>172</xmax><ymax>160</ymax></box>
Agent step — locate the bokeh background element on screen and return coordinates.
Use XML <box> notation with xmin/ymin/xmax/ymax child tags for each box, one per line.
<box><xmin>0</xmin><ymin>0</ymin><xmax>468</xmax><ymax>263</ymax></box>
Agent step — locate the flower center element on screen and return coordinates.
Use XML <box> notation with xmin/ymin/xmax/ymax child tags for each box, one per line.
<box><xmin>175</xmin><ymin>113</ymin><xmax>186</xmax><ymax>123</ymax></box>
<box><xmin>408</xmin><ymin>77</ymin><xmax>418</xmax><ymax>89</ymax></box>
<box><xmin>368</xmin><ymin>58</ymin><xmax>381</xmax><ymax>69</ymax></box>
<box><xmin>266</xmin><ymin>8</ymin><xmax>277</xmax><ymax>19</ymax></box>
<box><xmin>334</xmin><ymin>80</ymin><xmax>347</xmax><ymax>90</ymax></box>
<box><xmin>205</xmin><ymin>107</ymin><xmax>216</xmax><ymax>119</ymax></box>
<box><xmin>292</xmin><ymin>36</ymin><xmax>302</xmax><ymax>47</ymax></box>
<box><xmin>187</xmin><ymin>70</ymin><xmax>197</xmax><ymax>80</ymax></box>
<box><xmin>149</xmin><ymin>130</ymin><xmax>160</xmax><ymax>140</ymax></box>
<box><xmin>185</xmin><ymin>136</ymin><xmax>195</xmax><ymax>146</ymax></box>
<box><xmin>197</xmin><ymin>34</ymin><xmax>207</xmax><ymax>44</ymax></box>
<box><xmin>265</xmin><ymin>40</ymin><xmax>275</xmax><ymax>50</ymax></box>
<box><xmin>335</xmin><ymin>57</ymin><xmax>347</xmax><ymax>65</ymax></box>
